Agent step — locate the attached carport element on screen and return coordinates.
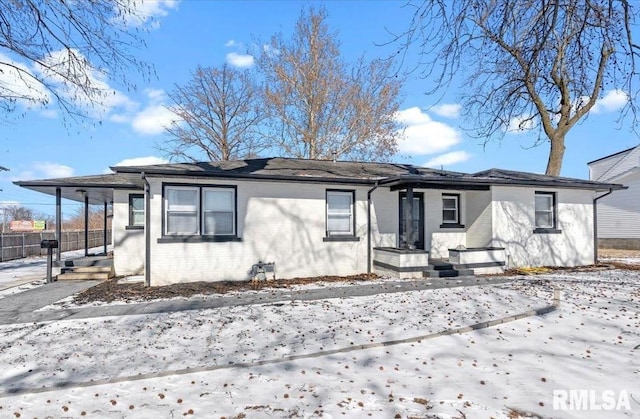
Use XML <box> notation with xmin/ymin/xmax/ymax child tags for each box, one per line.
<box><xmin>13</xmin><ymin>173</ymin><xmax>143</xmax><ymax>263</ymax></box>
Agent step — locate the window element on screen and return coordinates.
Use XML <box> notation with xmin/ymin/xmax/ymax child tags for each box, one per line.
<box><xmin>534</xmin><ymin>191</ymin><xmax>560</xmax><ymax>233</ymax></box>
<box><xmin>129</xmin><ymin>194</ymin><xmax>144</xmax><ymax>227</ymax></box>
<box><xmin>325</xmin><ymin>190</ymin><xmax>358</xmax><ymax>240</ymax></box>
<box><xmin>203</xmin><ymin>188</ymin><xmax>235</xmax><ymax>235</ymax></box>
<box><xmin>165</xmin><ymin>186</ymin><xmax>199</xmax><ymax>235</ymax></box>
<box><xmin>440</xmin><ymin>194</ymin><xmax>464</xmax><ymax>228</ymax></box>
<box><xmin>162</xmin><ymin>184</ymin><xmax>238</xmax><ymax>240</ymax></box>
<box><xmin>442</xmin><ymin>194</ymin><xmax>459</xmax><ymax>223</ymax></box>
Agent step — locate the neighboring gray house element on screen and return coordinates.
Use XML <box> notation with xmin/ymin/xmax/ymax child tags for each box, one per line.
<box><xmin>589</xmin><ymin>144</ymin><xmax>640</xmax><ymax>249</ymax></box>
<box><xmin>16</xmin><ymin>157</ymin><xmax>623</xmax><ymax>285</ymax></box>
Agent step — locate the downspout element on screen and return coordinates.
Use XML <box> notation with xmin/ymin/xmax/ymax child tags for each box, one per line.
<box><xmin>593</xmin><ymin>188</ymin><xmax>613</xmax><ymax>264</ymax></box>
<box><xmin>367</xmin><ymin>181</ymin><xmax>379</xmax><ymax>274</ymax></box>
<box><xmin>142</xmin><ymin>172</ymin><xmax>151</xmax><ymax>287</ymax></box>
<box><xmin>84</xmin><ymin>194</ymin><xmax>89</xmax><ymax>256</ymax></box>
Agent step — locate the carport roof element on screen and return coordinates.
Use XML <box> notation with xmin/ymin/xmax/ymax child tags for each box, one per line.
<box><xmin>13</xmin><ymin>173</ymin><xmax>143</xmax><ymax>205</ymax></box>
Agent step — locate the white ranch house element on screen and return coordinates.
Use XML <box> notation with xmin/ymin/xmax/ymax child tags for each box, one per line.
<box><xmin>16</xmin><ymin>158</ymin><xmax>623</xmax><ymax>285</ymax></box>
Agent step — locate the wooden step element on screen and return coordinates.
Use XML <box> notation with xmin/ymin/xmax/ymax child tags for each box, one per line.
<box><xmin>57</xmin><ymin>272</ymin><xmax>113</xmax><ymax>281</ymax></box>
<box><xmin>64</xmin><ymin>266</ymin><xmax>113</xmax><ymax>274</ymax></box>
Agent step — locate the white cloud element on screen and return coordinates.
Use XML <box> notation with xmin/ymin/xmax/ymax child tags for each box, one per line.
<box><xmin>128</xmin><ymin>89</ymin><xmax>179</xmax><ymax>135</ymax></box>
<box><xmin>33</xmin><ymin>48</ymin><xmax>138</xmax><ymax>118</ymax></box>
<box><xmin>13</xmin><ymin>162</ymin><xmax>74</xmax><ymax>181</ymax></box>
<box><xmin>423</xmin><ymin>151</ymin><xmax>471</xmax><ymax>168</ymax></box>
<box><xmin>225</xmin><ymin>39</ymin><xmax>238</xmax><ymax>47</ymax></box>
<box><xmin>506</xmin><ymin>114</ymin><xmax>535</xmax><ymax>133</ymax></box>
<box><xmin>395</xmin><ymin>107</ymin><xmax>462</xmax><ymax>155</ymax></box>
<box><xmin>113</xmin><ymin>156</ymin><xmax>169</xmax><ymax>167</ymax></box>
<box><xmin>0</xmin><ymin>53</ymin><xmax>51</xmax><ymax>107</ymax></box>
<box><xmin>35</xmin><ymin>162</ymin><xmax>74</xmax><ymax>178</ymax></box>
<box><xmin>104</xmin><ymin>156</ymin><xmax>169</xmax><ymax>173</ymax></box>
<box><xmin>1</xmin><ymin>46</ymin><xmax>137</xmax><ymax>119</ymax></box>
<box><xmin>591</xmin><ymin>89</ymin><xmax>628</xmax><ymax>114</ymax></box>
<box><xmin>226</xmin><ymin>52</ymin><xmax>255</xmax><ymax>69</ymax></box>
<box><xmin>132</xmin><ymin>105</ymin><xmax>177</xmax><ymax>135</ymax></box>
<box><xmin>430</xmin><ymin>103</ymin><xmax>461</xmax><ymax>119</ymax></box>
<box><xmin>118</xmin><ymin>0</ymin><xmax>180</xmax><ymax>28</ymax></box>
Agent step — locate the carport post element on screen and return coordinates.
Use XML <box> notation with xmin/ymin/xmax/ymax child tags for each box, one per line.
<box><xmin>55</xmin><ymin>187</ymin><xmax>61</xmax><ymax>263</ymax></box>
<box><xmin>84</xmin><ymin>194</ymin><xmax>89</xmax><ymax>256</ymax></box>
<box><xmin>103</xmin><ymin>201</ymin><xmax>108</xmax><ymax>255</ymax></box>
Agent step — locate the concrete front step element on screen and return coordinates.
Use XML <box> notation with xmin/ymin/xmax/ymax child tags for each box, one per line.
<box><xmin>57</xmin><ymin>265</ymin><xmax>114</xmax><ymax>281</ymax></box>
<box><xmin>60</xmin><ymin>256</ymin><xmax>113</xmax><ymax>268</ymax></box>
<box><xmin>57</xmin><ymin>272</ymin><xmax>113</xmax><ymax>281</ymax></box>
<box><xmin>62</xmin><ymin>266</ymin><xmax>113</xmax><ymax>274</ymax></box>
<box><xmin>423</xmin><ymin>268</ymin><xmax>475</xmax><ymax>278</ymax></box>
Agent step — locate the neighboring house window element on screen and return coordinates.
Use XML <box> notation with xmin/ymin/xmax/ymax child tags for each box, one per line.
<box><xmin>534</xmin><ymin>191</ymin><xmax>560</xmax><ymax>233</ymax></box>
<box><xmin>163</xmin><ymin>184</ymin><xmax>237</xmax><ymax>239</ymax></box>
<box><xmin>129</xmin><ymin>194</ymin><xmax>144</xmax><ymax>227</ymax></box>
<box><xmin>325</xmin><ymin>190</ymin><xmax>357</xmax><ymax>239</ymax></box>
<box><xmin>440</xmin><ymin>193</ymin><xmax>464</xmax><ymax>228</ymax></box>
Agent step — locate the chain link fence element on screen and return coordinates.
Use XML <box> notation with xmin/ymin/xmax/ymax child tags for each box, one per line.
<box><xmin>0</xmin><ymin>230</ymin><xmax>112</xmax><ymax>262</ymax></box>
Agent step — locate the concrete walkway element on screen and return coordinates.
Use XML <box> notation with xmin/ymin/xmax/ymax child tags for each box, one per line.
<box><xmin>0</xmin><ymin>276</ymin><xmax>514</xmax><ymax>325</ymax></box>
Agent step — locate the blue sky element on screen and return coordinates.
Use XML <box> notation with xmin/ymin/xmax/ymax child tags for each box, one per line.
<box><xmin>1</xmin><ymin>0</ymin><xmax>638</xmax><ymax>215</ymax></box>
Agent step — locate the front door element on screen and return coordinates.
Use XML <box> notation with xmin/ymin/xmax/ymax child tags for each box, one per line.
<box><xmin>399</xmin><ymin>192</ymin><xmax>424</xmax><ymax>249</ymax></box>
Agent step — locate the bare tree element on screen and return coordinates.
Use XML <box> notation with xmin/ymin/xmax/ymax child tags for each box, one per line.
<box><xmin>159</xmin><ymin>64</ymin><xmax>265</xmax><ymax>162</ymax></box>
<box><xmin>395</xmin><ymin>0</ymin><xmax>639</xmax><ymax>175</ymax></box>
<box><xmin>258</xmin><ymin>7</ymin><xmax>403</xmax><ymax>161</ymax></box>
<box><xmin>5</xmin><ymin>205</ymin><xmax>33</xmax><ymax>221</ymax></box>
<box><xmin>63</xmin><ymin>205</ymin><xmax>110</xmax><ymax>231</ymax></box>
<box><xmin>0</xmin><ymin>0</ymin><xmax>154</xmax><ymax>119</ymax></box>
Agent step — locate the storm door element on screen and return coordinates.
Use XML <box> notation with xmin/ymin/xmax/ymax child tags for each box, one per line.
<box><xmin>399</xmin><ymin>192</ymin><xmax>424</xmax><ymax>249</ymax></box>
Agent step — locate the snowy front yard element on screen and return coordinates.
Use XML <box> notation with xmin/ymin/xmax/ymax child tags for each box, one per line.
<box><xmin>0</xmin><ymin>268</ymin><xmax>638</xmax><ymax>418</ymax></box>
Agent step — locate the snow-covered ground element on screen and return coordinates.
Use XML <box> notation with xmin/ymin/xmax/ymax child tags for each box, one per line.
<box><xmin>0</xmin><ymin>268</ymin><xmax>638</xmax><ymax>418</ymax></box>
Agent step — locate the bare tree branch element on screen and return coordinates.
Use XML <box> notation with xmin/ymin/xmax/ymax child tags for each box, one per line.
<box><xmin>159</xmin><ymin>64</ymin><xmax>266</xmax><ymax>162</ymax></box>
<box><xmin>393</xmin><ymin>0</ymin><xmax>639</xmax><ymax>175</ymax></box>
<box><xmin>0</xmin><ymin>0</ymin><xmax>155</xmax><ymax>120</ymax></box>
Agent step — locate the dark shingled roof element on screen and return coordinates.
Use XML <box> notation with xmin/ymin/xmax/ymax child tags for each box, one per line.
<box><xmin>112</xmin><ymin>157</ymin><xmax>624</xmax><ymax>191</ymax></box>
<box><xmin>469</xmin><ymin>168</ymin><xmax>621</xmax><ymax>190</ymax></box>
<box><xmin>14</xmin><ymin>158</ymin><xmax>625</xmax><ymax>203</ymax></box>
<box><xmin>112</xmin><ymin>158</ymin><xmax>420</xmax><ymax>181</ymax></box>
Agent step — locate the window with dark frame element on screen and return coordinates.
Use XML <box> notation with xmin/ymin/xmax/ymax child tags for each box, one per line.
<box><xmin>326</xmin><ymin>190</ymin><xmax>355</xmax><ymax>237</ymax></box>
<box><xmin>534</xmin><ymin>191</ymin><xmax>557</xmax><ymax>230</ymax></box>
<box><xmin>163</xmin><ymin>185</ymin><xmax>236</xmax><ymax>237</ymax></box>
<box><xmin>129</xmin><ymin>194</ymin><xmax>144</xmax><ymax>227</ymax></box>
<box><xmin>442</xmin><ymin>194</ymin><xmax>460</xmax><ymax>225</ymax></box>
<box><xmin>202</xmin><ymin>188</ymin><xmax>235</xmax><ymax>235</ymax></box>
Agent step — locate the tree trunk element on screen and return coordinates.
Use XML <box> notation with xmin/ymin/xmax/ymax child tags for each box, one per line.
<box><xmin>545</xmin><ymin>133</ymin><xmax>566</xmax><ymax>176</ymax></box>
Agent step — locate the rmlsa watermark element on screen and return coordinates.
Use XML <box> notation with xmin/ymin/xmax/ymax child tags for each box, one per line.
<box><xmin>553</xmin><ymin>389</ymin><xmax>632</xmax><ymax>411</ymax></box>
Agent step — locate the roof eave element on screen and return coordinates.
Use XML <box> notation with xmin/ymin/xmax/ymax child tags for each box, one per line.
<box><xmin>587</xmin><ymin>145</ymin><xmax>638</xmax><ymax>165</ymax></box>
<box><xmin>113</xmin><ymin>166</ymin><xmax>381</xmax><ymax>185</ymax></box>
<box><xmin>379</xmin><ymin>175</ymin><xmax>626</xmax><ymax>191</ymax></box>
